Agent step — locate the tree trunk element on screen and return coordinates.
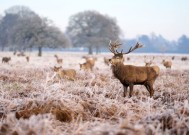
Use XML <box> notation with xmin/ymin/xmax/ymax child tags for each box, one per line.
<box><xmin>38</xmin><ymin>46</ymin><xmax>42</xmax><ymax>56</ymax></box>
<box><xmin>88</xmin><ymin>46</ymin><xmax>93</xmax><ymax>54</ymax></box>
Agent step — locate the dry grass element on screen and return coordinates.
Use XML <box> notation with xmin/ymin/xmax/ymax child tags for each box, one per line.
<box><xmin>0</xmin><ymin>52</ymin><xmax>189</xmax><ymax>135</ymax></box>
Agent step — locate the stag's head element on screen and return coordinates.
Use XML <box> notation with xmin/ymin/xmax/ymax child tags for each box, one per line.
<box><xmin>108</xmin><ymin>40</ymin><xmax>143</xmax><ymax>65</ymax></box>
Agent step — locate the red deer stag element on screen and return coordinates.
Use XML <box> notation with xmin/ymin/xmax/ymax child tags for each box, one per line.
<box><xmin>109</xmin><ymin>40</ymin><xmax>160</xmax><ymax>97</ymax></box>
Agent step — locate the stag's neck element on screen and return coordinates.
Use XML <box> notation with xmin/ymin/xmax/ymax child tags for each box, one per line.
<box><xmin>111</xmin><ymin>63</ymin><xmax>125</xmax><ymax>79</ymax></box>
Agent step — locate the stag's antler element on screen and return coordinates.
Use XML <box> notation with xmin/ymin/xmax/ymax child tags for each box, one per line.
<box><xmin>109</xmin><ymin>40</ymin><xmax>143</xmax><ymax>55</ymax></box>
<box><xmin>121</xmin><ymin>42</ymin><xmax>143</xmax><ymax>54</ymax></box>
<box><xmin>109</xmin><ymin>40</ymin><xmax>122</xmax><ymax>54</ymax></box>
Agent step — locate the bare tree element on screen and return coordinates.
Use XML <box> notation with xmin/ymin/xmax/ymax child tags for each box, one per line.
<box><xmin>0</xmin><ymin>5</ymin><xmax>71</xmax><ymax>56</ymax></box>
<box><xmin>66</xmin><ymin>10</ymin><xmax>121</xmax><ymax>54</ymax></box>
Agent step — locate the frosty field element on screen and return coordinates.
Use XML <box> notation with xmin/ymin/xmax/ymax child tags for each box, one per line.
<box><xmin>0</xmin><ymin>52</ymin><xmax>189</xmax><ymax>135</ymax></box>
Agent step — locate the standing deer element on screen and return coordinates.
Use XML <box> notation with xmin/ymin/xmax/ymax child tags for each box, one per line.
<box><xmin>108</xmin><ymin>40</ymin><xmax>160</xmax><ymax>97</ymax></box>
<box><xmin>54</xmin><ymin>54</ymin><xmax>63</xmax><ymax>64</ymax></box>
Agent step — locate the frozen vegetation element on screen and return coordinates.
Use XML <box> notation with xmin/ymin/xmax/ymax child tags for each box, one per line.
<box><xmin>0</xmin><ymin>52</ymin><xmax>189</xmax><ymax>135</ymax></box>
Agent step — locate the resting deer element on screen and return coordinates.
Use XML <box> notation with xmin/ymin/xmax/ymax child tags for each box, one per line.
<box><xmin>54</xmin><ymin>54</ymin><xmax>63</xmax><ymax>64</ymax></box>
<box><xmin>80</xmin><ymin>62</ymin><xmax>93</xmax><ymax>71</ymax></box>
<box><xmin>2</xmin><ymin>57</ymin><xmax>11</xmax><ymax>64</ymax></box>
<box><xmin>109</xmin><ymin>40</ymin><xmax>160</xmax><ymax>97</ymax></box>
<box><xmin>53</xmin><ymin>66</ymin><xmax>76</xmax><ymax>81</ymax></box>
<box><xmin>162</xmin><ymin>60</ymin><xmax>172</xmax><ymax>69</ymax></box>
<box><xmin>144</xmin><ymin>56</ymin><xmax>155</xmax><ymax>67</ymax></box>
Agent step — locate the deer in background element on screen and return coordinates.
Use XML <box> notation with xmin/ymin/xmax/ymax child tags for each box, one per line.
<box><xmin>17</xmin><ymin>51</ymin><xmax>25</xmax><ymax>57</ymax></box>
<box><xmin>2</xmin><ymin>57</ymin><xmax>11</xmax><ymax>64</ymax></box>
<box><xmin>181</xmin><ymin>56</ymin><xmax>187</xmax><ymax>61</ymax></box>
<box><xmin>54</xmin><ymin>54</ymin><xmax>63</xmax><ymax>64</ymax></box>
<box><xmin>53</xmin><ymin>66</ymin><xmax>76</xmax><ymax>81</ymax></box>
<box><xmin>80</xmin><ymin>56</ymin><xmax>96</xmax><ymax>71</ymax></box>
<box><xmin>162</xmin><ymin>60</ymin><xmax>172</xmax><ymax>69</ymax></box>
<box><xmin>109</xmin><ymin>40</ymin><xmax>160</xmax><ymax>98</ymax></box>
<box><xmin>82</xmin><ymin>56</ymin><xmax>97</xmax><ymax>67</ymax></box>
<box><xmin>144</xmin><ymin>56</ymin><xmax>155</xmax><ymax>67</ymax></box>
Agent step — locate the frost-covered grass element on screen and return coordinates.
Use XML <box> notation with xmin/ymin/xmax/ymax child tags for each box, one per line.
<box><xmin>0</xmin><ymin>52</ymin><xmax>189</xmax><ymax>135</ymax></box>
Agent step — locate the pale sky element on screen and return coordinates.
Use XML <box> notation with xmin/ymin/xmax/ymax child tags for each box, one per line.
<box><xmin>0</xmin><ymin>0</ymin><xmax>189</xmax><ymax>41</ymax></box>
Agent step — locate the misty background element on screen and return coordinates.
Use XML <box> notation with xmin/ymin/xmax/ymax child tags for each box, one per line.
<box><xmin>0</xmin><ymin>0</ymin><xmax>189</xmax><ymax>55</ymax></box>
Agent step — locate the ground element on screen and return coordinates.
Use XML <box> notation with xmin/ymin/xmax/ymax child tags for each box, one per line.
<box><xmin>0</xmin><ymin>52</ymin><xmax>189</xmax><ymax>135</ymax></box>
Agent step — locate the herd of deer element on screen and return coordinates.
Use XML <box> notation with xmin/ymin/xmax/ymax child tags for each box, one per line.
<box><xmin>1</xmin><ymin>40</ymin><xmax>188</xmax><ymax>98</ymax></box>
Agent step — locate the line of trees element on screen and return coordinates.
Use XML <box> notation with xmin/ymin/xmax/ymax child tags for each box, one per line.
<box><xmin>122</xmin><ymin>33</ymin><xmax>189</xmax><ymax>53</ymax></box>
<box><xmin>0</xmin><ymin>5</ymin><xmax>189</xmax><ymax>55</ymax></box>
<box><xmin>0</xmin><ymin>6</ymin><xmax>121</xmax><ymax>55</ymax></box>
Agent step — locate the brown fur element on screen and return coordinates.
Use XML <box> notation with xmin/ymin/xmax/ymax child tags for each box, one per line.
<box><xmin>82</xmin><ymin>56</ymin><xmax>96</xmax><ymax>66</ymax></box>
<box><xmin>53</xmin><ymin>66</ymin><xmax>76</xmax><ymax>81</ymax></box>
<box><xmin>162</xmin><ymin>60</ymin><xmax>172</xmax><ymax>69</ymax></box>
<box><xmin>2</xmin><ymin>57</ymin><xmax>11</xmax><ymax>63</ymax></box>
<box><xmin>86</xmin><ymin>58</ymin><xmax>96</xmax><ymax>67</ymax></box>
<box><xmin>80</xmin><ymin>57</ymin><xmax>96</xmax><ymax>71</ymax></box>
<box><xmin>110</xmin><ymin>56</ymin><xmax>160</xmax><ymax>97</ymax></box>
<box><xmin>80</xmin><ymin>62</ymin><xmax>93</xmax><ymax>71</ymax></box>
